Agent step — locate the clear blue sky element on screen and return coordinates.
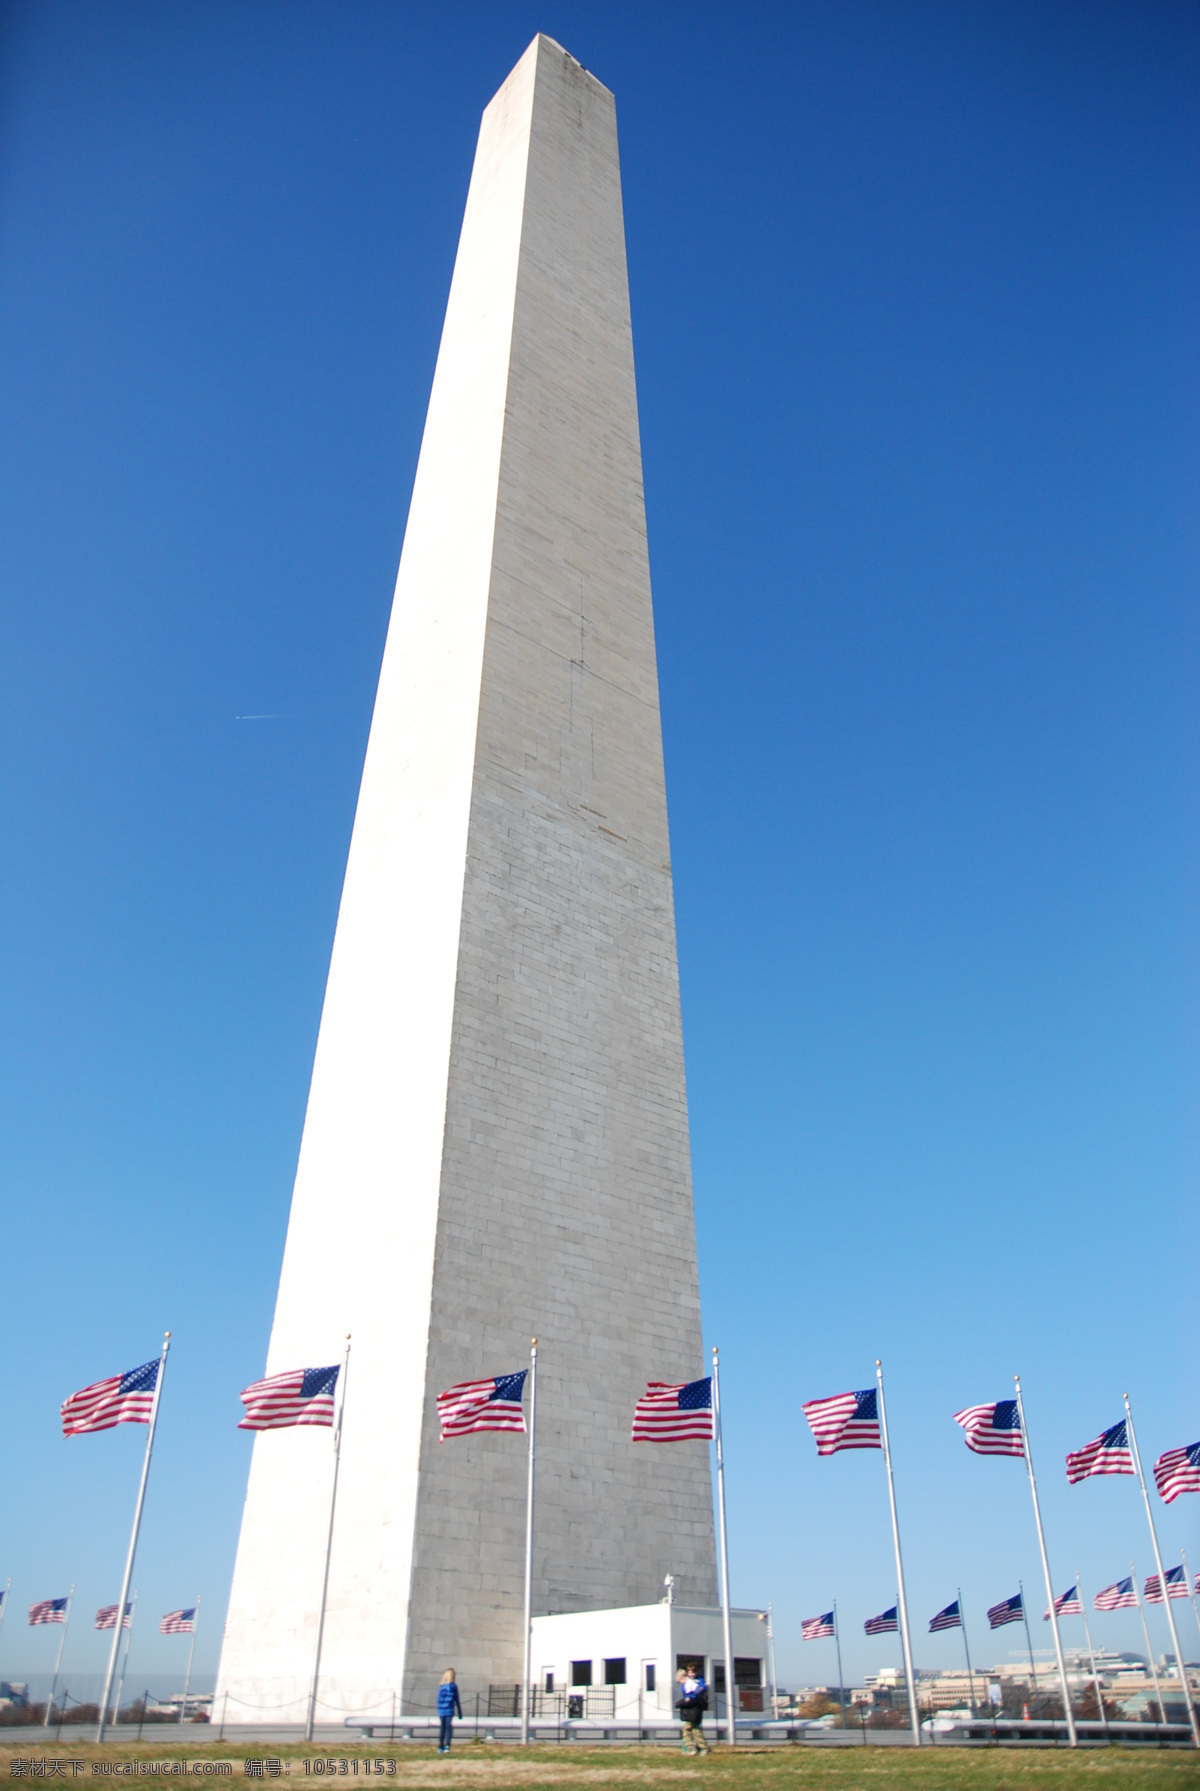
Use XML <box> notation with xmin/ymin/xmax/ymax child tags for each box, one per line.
<box><xmin>2</xmin><ymin>1</ymin><xmax>1196</xmax><ymax>1696</ymax></box>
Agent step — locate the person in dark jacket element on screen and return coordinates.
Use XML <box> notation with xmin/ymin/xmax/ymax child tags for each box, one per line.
<box><xmin>436</xmin><ymin>1669</ymin><xmax>462</xmax><ymax>1753</ymax></box>
<box><xmin>677</xmin><ymin>1662</ymin><xmax>710</xmax><ymax>1754</ymax></box>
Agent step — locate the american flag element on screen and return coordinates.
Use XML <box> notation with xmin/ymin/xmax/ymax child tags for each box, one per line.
<box><xmin>29</xmin><ymin>1598</ymin><xmax>69</xmax><ymax>1626</ymax></box>
<box><xmin>61</xmin><ymin>1359</ymin><xmax>159</xmax><ymax>1436</ymax></box>
<box><xmin>929</xmin><ymin>1600</ymin><xmax>962</xmax><ymax>1632</ymax></box>
<box><xmin>1043</xmin><ymin>1586</ymin><xmax>1082</xmax><ymax>1619</ymax></box>
<box><xmin>631</xmin><ymin>1377</ymin><xmax>713</xmax><ymax>1443</ymax></box>
<box><xmin>802</xmin><ymin>1388</ymin><xmax>880</xmax><ymax>1455</ymax></box>
<box><xmin>95</xmin><ymin>1603</ymin><xmax>133</xmax><ymax>1630</ymax></box>
<box><xmin>802</xmin><ymin>1612</ymin><xmax>836</xmax><ymax>1640</ymax></box>
<box><xmin>1153</xmin><ymin>1441</ymin><xmax>1200</xmax><ymax>1504</ymax></box>
<box><xmin>160</xmin><ymin>1608</ymin><xmax>197</xmax><ymax>1635</ymax></box>
<box><xmin>238</xmin><ymin>1364</ymin><xmax>339</xmax><ymax>1430</ymax></box>
<box><xmin>438</xmin><ymin>1371</ymin><xmax>527</xmax><ymax>1440</ymax></box>
<box><xmin>987</xmin><ymin>1593</ymin><xmax>1024</xmax><ymax>1629</ymax></box>
<box><xmin>952</xmin><ymin>1400</ymin><xmax>1023</xmax><ymax>1458</ymax></box>
<box><xmin>1065</xmin><ymin>1420</ymin><xmax>1132</xmax><ymax>1483</ymax></box>
<box><xmin>1145</xmin><ymin>1567</ymin><xmax>1188</xmax><ymax>1604</ymax></box>
<box><xmin>1094</xmin><ymin>1577</ymin><xmax>1137</xmax><ymax>1611</ymax></box>
<box><xmin>864</xmin><ymin>1606</ymin><xmax>898</xmax><ymax>1635</ymax></box>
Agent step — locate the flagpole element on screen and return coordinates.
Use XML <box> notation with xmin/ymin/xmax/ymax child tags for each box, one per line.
<box><xmin>1131</xmin><ymin>1559</ymin><xmax>1165</xmax><ymax>1736</ymax></box>
<box><xmin>306</xmin><ymin>1335</ymin><xmax>350</xmax><ymax>1744</ymax></box>
<box><xmin>712</xmin><ymin>1346</ymin><xmax>737</xmax><ymax>1747</ymax></box>
<box><xmin>875</xmin><ymin>1361</ymin><xmax>920</xmax><ymax>1745</ymax></box>
<box><xmin>1124</xmin><ymin>1393</ymin><xmax>1200</xmax><ymax>1747</ymax></box>
<box><xmin>1077</xmin><ymin>1573</ymin><xmax>1110</xmax><ymax>1741</ymax></box>
<box><xmin>1018</xmin><ymin>1579</ymin><xmax>1041</xmax><ymax>1715</ymax></box>
<box><xmin>181</xmin><ymin>1597</ymin><xmax>201</xmax><ymax>1722</ymax></box>
<box><xmin>97</xmin><ymin>1332</ymin><xmax>169</xmax><ymax>1743</ymax></box>
<box><xmin>765</xmin><ymin>1603</ymin><xmax>778</xmax><ymax>1717</ymax></box>
<box><xmin>0</xmin><ymin>1579</ymin><xmax>10</xmax><ymax>1661</ymax></box>
<box><xmin>110</xmin><ymin>1591</ymin><xmax>137</xmax><ymax>1724</ymax></box>
<box><xmin>1182</xmin><ymin>1549</ymin><xmax>1200</xmax><ymax>1650</ymax></box>
<box><xmin>833</xmin><ymin>1602</ymin><xmax>846</xmax><ymax>1728</ymax></box>
<box><xmin>520</xmin><ymin>1338</ymin><xmax>538</xmax><ymax>1747</ymax></box>
<box><xmin>43</xmin><ymin>1586</ymin><xmax>74</xmax><ymax>1728</ymax></box>
<box><xmin>1012</xmin><ymin>1375</ymin><xmax>1076</xmax><ymax>1745</ymax></box>
<box><xmin>957</xmin><ymin>1588</ymin><xmax>977</xmax><ymax>1716</ymax></box>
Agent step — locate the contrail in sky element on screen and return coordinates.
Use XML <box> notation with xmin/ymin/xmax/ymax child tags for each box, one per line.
<box><xmin>235</xmin><ymin>713</ymin><xmax>289</xmax><ymax>720</ymax></box>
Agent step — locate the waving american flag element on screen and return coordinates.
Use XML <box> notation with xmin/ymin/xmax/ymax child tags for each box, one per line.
<box><xmin>1094</xmin><ymin>1577</ymin><xmax>1137</xmax><ymax>1611</ymax></box>
<box><xmin>160</xmin><ymin>1608</ymin><xmax>197</xmax><ymax>1635</ymax></box>
<box><xmin>631</xmin><ymin>1378</ymin><xmax>713</xmax><ymax>1443</ymax></box>
<box><xmin>1043</xmin><ymin>1585</ymin><xmax>1082</xmax><ymax>1619</ymax></box>
<box><xmin>1065</xmin><ymin>1420</ymin><xmax>1132</xmax><ymax>1483</ymax></box>
<box><xmin>1153</xmin><ymin>1442</ymin><xmax>1200</xmax><ymax>1503</ymax></box>
<box><xmin>438</xmin><ymin>1372</ymin><xmax>527</xmax><ymax>1440</ymax></box>
<box><xmin>238</xmin><ymin>1364</ymin><xmax>339</xmax><ymax>1430</ymax></box>
<box><xmin>953</xmin><ymin>1400</ymin><xmax>1023</xmax><ymax>1458</ymax></box>
<box><xmin>987</xmin><ymin>1592</ymin><xmax>1024</xmax><ymax>1629</ymax></box>
<box><xmin>29</xmin><ymin>1598</ymin><xmax>69</xmax><ymax>1626</ymax></box>
<box><xmin>61</xmin><ymin>1359</ymin><xmax>159</xmax><ymax>1436</ymax></box>
<box><xmin>1144</xmin><ymin>1566</ymin><xmax>1187</xmax><ymax>1604</ymax></box>
<box><xmin>803</xmin><ymin>1388</ymin><xmax>880</xmax><ymax>1454</ymax></box>
<box><xmin>95</xmin><ymin>1603</ymin><xmax>133</xmax><ymax>1630</ymax></box>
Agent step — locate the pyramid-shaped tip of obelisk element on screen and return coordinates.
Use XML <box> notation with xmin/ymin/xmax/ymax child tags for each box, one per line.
<box><xmin>511</xmin><ymin>31</ymin><xmax>614</xmax><ymax>98</ymax></box>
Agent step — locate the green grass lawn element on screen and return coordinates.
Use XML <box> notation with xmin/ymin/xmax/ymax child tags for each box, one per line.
<box><xmin>1</xmin><ymin>1740</ymin><xmax>1196</xmax><ymax>1790</ymax></box>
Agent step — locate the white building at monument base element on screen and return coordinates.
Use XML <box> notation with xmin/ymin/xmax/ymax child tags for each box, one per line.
<box><xmin>528</xmin><ymin>1604</ymin><xmax>769</xmax><ymax>1721</ymax></box>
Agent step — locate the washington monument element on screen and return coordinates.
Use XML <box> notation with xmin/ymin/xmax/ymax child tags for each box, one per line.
<box><xmin>217</xmin><ymin>34</ymin><xmax>716</xmax><ymax>1721</ymax></box>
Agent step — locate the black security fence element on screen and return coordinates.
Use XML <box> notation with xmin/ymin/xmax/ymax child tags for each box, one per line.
<box><xmin>486</xmin><ymin>1685</ymin><xmax>616</xmax><ymax>1719</ymax></box>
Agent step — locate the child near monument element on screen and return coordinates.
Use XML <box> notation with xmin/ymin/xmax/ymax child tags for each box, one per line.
<box><xmin>436</xmin><ymin>1669</ymin><xmax>462</xmax><ymax>1753</ymax></box>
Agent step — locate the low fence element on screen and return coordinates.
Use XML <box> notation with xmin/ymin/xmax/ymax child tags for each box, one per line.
<box><xmin>486</xmin><ymin>1686</ymin><xmax>616</xmax><ymax>1719</ymax></box>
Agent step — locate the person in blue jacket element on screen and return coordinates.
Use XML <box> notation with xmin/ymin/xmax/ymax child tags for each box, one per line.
<box><xmin>677</xmin><ymin>1662</ymin><xmax>710</xmax><ymax>1754</ymax></box>
<box><xmin>436</xmin><ymin>1668</ymin><xmax>462</xmax><ymax>1753</ymax></box>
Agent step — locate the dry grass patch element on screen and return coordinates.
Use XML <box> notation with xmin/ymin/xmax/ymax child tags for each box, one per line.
<box><xmin>0</xmin><ymin>1740</ymin><xmax>1195</xmax><ymax>1791</ymax></box>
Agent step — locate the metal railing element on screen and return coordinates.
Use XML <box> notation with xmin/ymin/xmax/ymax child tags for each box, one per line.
<box><xmin>486</xmin><ymin>1686</ymin><xmax>616</xmax><ymax>1719</ymax></box>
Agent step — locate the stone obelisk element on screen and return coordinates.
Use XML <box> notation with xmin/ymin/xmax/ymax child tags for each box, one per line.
<box><xmin>216</xmin><ymin>34</ymin><xmax>716</xmax><ymax>1723</ymax></box>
